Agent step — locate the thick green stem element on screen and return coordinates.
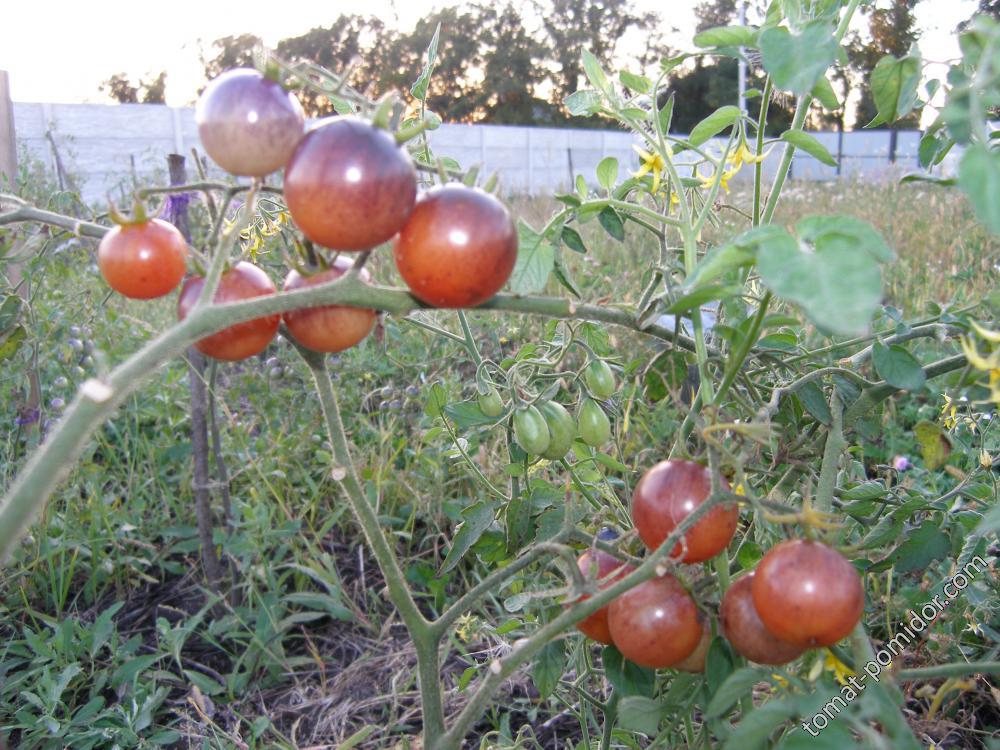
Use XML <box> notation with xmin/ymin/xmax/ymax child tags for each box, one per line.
<box><xmin>815</xmin><ymin>387</ymin><xmax>845</xmax><ymax>513</ymax></box>
<box><xmin>896</xmin><ymin>662</ymin><xmax>1000</xmax><ymax>681</ymax></box>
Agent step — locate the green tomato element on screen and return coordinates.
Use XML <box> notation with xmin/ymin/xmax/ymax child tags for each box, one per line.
<box><xmin>583</xmin><ymin>359</ymin><xmax>616</xmax><ymax>400</ymax></box>
<box><xmin>513</xmin><ymin>405</ymin><xmax>551</xmax><ymax>456</ymax></box>
<box><xmin>478</xmin><ymin>386</ymin><xmax>505</xmax><ymax>417</ymax></box>
<box><xmin>578</xmin><ymin>397</ymin><xmax>611</xmax><ymax>447</ymax></box>
<box><xmin>538</xmin><ymin>401</ymin><xmax>576</xmax><ymax>460</ymax></box>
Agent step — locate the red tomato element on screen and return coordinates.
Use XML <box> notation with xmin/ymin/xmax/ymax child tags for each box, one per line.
<box><xmin>631</xmin><ymin>460</ymin><xmax>738</xmax><ymax>563</ymax></box>
<box><xmin>282</xmin><ymin>258</ymin><xmax>377</xmax><ymax>353</ymax></box>
<box><xmin>177</xmin><ymin>261</ymin><xmax>280</xmax><ymax>361</ymax></box>
<box><xmin>752</xmin><ymin>540</ymin><xmax>864</xmax><ymax>648</ymax></box>
<box><xmin>97</xmin><ymin>219</ymin><xmax>188</xmax><ymax>299</ymax></box>
<box><xmin>284</xmin><ymin>117</ymin><xmax>417</xmax><ymax>250</ymax></box>
<box><xmin>570</xmin><ymin>550</ymin><xmax>635</xmax><ymax>645</ymax></box>
<box><xmin>196</xmin><ymin>68</ymin><xmax>305</xmax><ymax>177</ymax></box>
<box><xmin>392</xmin><ymin>184</ymin><xmax>518</xmax><ymax>307</ymax></box>
<box><xmin>607</xmin><ymin>574</ymin><xmax>702</xmax><ymax>668</ymax></box>
<box><xmin>720</xmin><ymin>573</ymin><xmax>804</xmax><ymax>665</ymax></box>
<box><xmin>674</xmin><ymin>620</ymin><xmax>711</xmax><ymax>673</ymax></box>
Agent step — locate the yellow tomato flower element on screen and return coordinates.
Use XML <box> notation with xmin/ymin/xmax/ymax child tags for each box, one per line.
<box><xmin>823</xmin><ymin>649</ymin><xmax>856</xmax><ymax>686</ymax></box>
<box><xmin>633</xmin><ymin>144</ymin><xmax>668</xmax><ymax>194</ymax></box>
<box><xmin>698</xmin><ymin>163</ymin><xmax>741</xmax><ymax>193</ymax></box>
<box><xmin>729</xmin><ymin>140</ymin><xmax>771</xmax><ymax>170</ymax></box>
<box><xmin>941</xmin><ymin>395</ymin><xmax>959</xmax><ymax>430</ymax></box>
<box><xmin>771</xmin><ymin>673</ymin><xmax>789</xmax><ymax>688</ymax></box>
<box><xmin>455</xmin><ymin>613</ymin><xmax>479</xmax><ymax>643</ymax></box>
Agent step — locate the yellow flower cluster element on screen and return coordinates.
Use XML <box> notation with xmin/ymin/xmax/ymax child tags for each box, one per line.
<box><xmin>960</xmin><ymin>321</ymin><xmax>1000</xmax><ymax>406</ymax></box>
<box><xmin>232</xmin><ymin>210</ymin><xmax>291</xmax><ymax>254</ymax></box>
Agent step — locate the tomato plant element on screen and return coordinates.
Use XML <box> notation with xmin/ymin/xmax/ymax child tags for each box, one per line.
<box><xmin>284</xmin><ymin>117</ymin><xmax>417</xmax><ymax>251</ymax></box>
<box><xmin>97</xmin><ymin>218</ymin><xmax>188</xmax><ymax>300</ymax></box>
<box><xmin>571</xmin><ymin>550</ymin><xmax>634</xmax><ymax>645</ymax></box>
<box><xmin>720</xmin><ymin>573</ymin><xmax>804</xmax><ymax>665</ymax></box>
<box><xmin>631</xmin><ymin>460</ymin><xmax>738</xmax><ymax>563</ymax></box>
<box><xmin>195</xmin><ymin>68</ymin><xmax>305</xmax><ymax>177</ymax></box>
<box><xmin>538</xmin><ymin>400</ymin><xmax>575</xmax><ymax>460</ymax></box>
<box><xmin>576</xmin><ymin>397</ymin><xmax>610</xmax><ymax>447</ymax></box>
<box><xmin>282</xmin><ymin>257</ymin><xmax>377</xmax><ymax>353</ymax></box>
<box><xmin>674</xmin><ymin>621</ymin><xmax>711</xmax><ymax>673</ymax></box>
<box><xmin>607</xmin><ymin>574</ymin><xmax>703</xmax><ymax>669</ymax></box>
<box><xmin>752</xmin><ymin>539</ymin><xmax>864</xmax><ymax>648</ymax></box>
<box><xmin>512</xmin><ymin>404</ymin><xmax>550</xmax><ymax>456</ymax></box>
<box><xmin>392</xmin><ymin>184</ymin><xmax>517</xmax><ymax>307</ymax></box>
<box><xmin>177</xmin><ymin>261</ymin><xmax>280</xmax><ymax>361</ymax></box>
<box><xmin>582</xmin><ymin>359</ymin><xmax>615</xmax><ymax>400</ymax></box>
<box><xmin>477</xmin><ymin>386</ymin><xmax>505</xmax><ymax>417</ymax></box>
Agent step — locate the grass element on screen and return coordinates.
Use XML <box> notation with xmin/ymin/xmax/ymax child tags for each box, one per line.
<box><xmin>0</xmin><ymin>176</ymin><xmax>997</xmax><ymax>749</ymax></box>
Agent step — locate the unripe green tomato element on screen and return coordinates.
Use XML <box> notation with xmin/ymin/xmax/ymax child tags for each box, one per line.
<box><xmin>578</xmin><ymin>397</ymin><xmax>611</xmax><ymax>447</ymax></box>
<box><xmin>583</xmin><ymin>359</ymin><xmax>616</xmax><ymax>400</ymax></box>
<box><xmin>513</xmin><ymin>405</ymin><xmax>551</xmax><ymax>456</ymax></box>
<box><xmin>539</xmin><ymin>401</ymin><xmax>576</xmax><ymax>460</ymax></box>
<box><xmin>478</xmin><ymin>386</ymin><xmax>505</xmax><ymax>417</ymax></box>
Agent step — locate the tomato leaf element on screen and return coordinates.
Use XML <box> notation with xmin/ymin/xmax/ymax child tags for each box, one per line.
<box><xmin>409</xmin><ymin>23</ymin><xmax>440</xmax><ymax>101</ymax></box>
<box><xmin>510</xmin><ymin>220</ymin><xmax>555</xmax><ymax>295</ymax></box>
<box><xmin>560</xmin><ymin>225</ymin><xmax>587</xmax><ymax>254</ymax></box>
<box><xmin>688</xmin><ymin>105</ymin><xmax>742</xmax><ymax>147</ymax></box>
<box><xmin>811</xmin><ymin>76</ymin><xmax>840</xmax><ymax>111</ymax></box>
<box><xmin>958</xmin><ymin>143</ymin><xmax>1000</xmax><ymax>235</ymax></box>
<box><xmin>913</xmin><ymin>420</ymin><xmax>951</xmax><ymax>470</ymax></box>
<box><xmin>531</xmin><ymin>640</ymin><xmax>565</xmax><ymax>700</ymax></box>
<box><xmin>706</xmin><ymin>667</ymin><xmax>771</xmax><ymax>718</ymax></box>
<box><xmin>619</xmin><ymin>70</ymin><xmax>652</xmax><ymax>94</ymax></box>
<box><xmin>693</xmin><ymin>25</ymin><xmax>759</xmax><ymax>49</ymax></box>
<box><xmin>877</xmin><ymin>524</ymin><xmax>951</xmax><ymax>574</ymax></box>
<box><xmin>617</xmin><ymin>695</ymin><xmax>665</xmax><ymax>735</ymax></box>
<box><xmin>581</xmin><ymin>49</ymin><xmax>612</xmax><ymax>97</ymax></box>
<box><xmin>444</xmin><ymin>401</ymin><xmax>499</xmax><ymax>430</ymax></box>
<box><xmin>759</xmin><ymin>21</ymin><xmax>839</xmax><ymax>95</ymax></box>
<box><xmin>780</xmin><ymin>130</ymin><xmax>837</xmax><ymax>167</ymax></box>
<box><xmin>795</xmin><ymin>381</ymin><xmax>832</xmax><ymax>425</ymax></box>
<box><xmin>867</xmin><ymin>53</ymin><xmax>922</xmax><ymax>127</ymax></box>
<box><xmin>872</xmin><ymin>341</ymin><xmax>926</xmax><ymax>391</ymax></box>
<box><xmin>423</xmin><ymin>382</ymin><xmax>448</xmax><ymax>417</ymax></box>
<box><xmin>722</xmin><ymin>698</ymin><xmax>797</xmax><ymax>749</ymax></box>
<box><xmin>441</xmin><ymin>501</ymin><xmax>496</xmax><ymax>574</ymax></box>
<box><xmin>596</xmin><ymin>157</ymin><xmax>619</xmax><ymax>191</ymax></box>
<box><xmin>0</xmin><ymin>325</ymin><xmax>26</xmax><ymax>362</ymax></box>
<box><xmin>598</xmin><ymin>206</ymin><xmax>625</xmax><ymax>241</ymax></box>
<box><xmin>565</xmin><ymin>89</ymin><xmax>602</xmax><ymax>116</ymax></box>
<box><xmin>602</xmin><ymin>645</ymin><xmax>656</xmax><ymax>697</ymax></box>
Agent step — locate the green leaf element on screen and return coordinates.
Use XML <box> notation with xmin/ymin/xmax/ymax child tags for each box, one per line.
<box><xmin>112</xmin><ymin>654</ymin><xmax>161</xmax><ymax>687</ymax></box>
<box><xmin>685</xmin><ymin>242</ymin><xmax>757</xmax><ymax>290</ymax></box>
<box><xmin>811</xmin><ymin>76</ymin><xmax>840</xmax><ymax>111</ymax></box>
<box><xmin>184</xmin><ymin>669</ymin><xmax>225</xmax><ymax>696</ymax></box>
<box><xmin>0</xmin><ymin>294</ymin><xmax>22</xmax><ymax>330</ymax></box>
<box><xmin>694</xmin><ymin>25</ymin><xmax>759</xmax><ymax>48</ymax></box>
<box><xmin>737</xmin><ymin>541</ymin><xmax>762</xmax><ymax>570</ymax></box>
<box><xmin>756</xmin><ymin>216</ymin><xmax>888</xmax><ymax>336</ymax></box>
<box><xmin>919</xmin><ymin>131</ymin><xmax>954</xmax><ymax>168</ymax></box>
<box><xmin>913</xmin><ymin>420</ymin><xmax>950</xmax><ymax>470</ymax></box>
<box><xmin>552</xmin><ymin>250</ymin><xmax>582</xmax><ymax>298</ymax></box>
<box><xmin>780</xmin><ymin>130</ymin><xmax>837</xmax><ymax>167</ymax></box>
<box><xmin>689</xmin><ymin>105</ymin><xmax>742</xmax><ymax>147</ymax></box>
<box><xmin>841</xmin><ymin>481</ymin><xmax>887</xmax><ymax>502</ymax></box>
<box><xmin>658</xmin><ymin>92</ymin><xmax>675</xmax><ymax>133</ymax></box>
<box><xmin>582</xmin><ymin>49</ymin><xmax>612</xmax><ymax>96</ymax></box>
<box><xmin>0</xmin><ymin>325</ymin><xmax>25</xmax><ymax>362</ymax></box>
<box><xmin>883</xmin><ymin>524</ymin><xmax>951</xmax><ymax>574</ymax></box>
<box><xmin>602</xmin><ymin>645</ymin><xmax>656</xmax><ymax>697</ymax></box>
<box><xmin>598</xmin><ymin>206</ymin><xmax>625</xmax><ymax>241</ymax></box>
<box><xmin>531</xmin><ymin>640</ymin><xmax>565</xmax><ymax>700</ymax></box>
<box><xmin>444</xmin><ymin>401</ymin><xmax>500</xmax><ymax>429</ymax></box>
<box><xmin>796</xmin><ymin>215</ymin><xmax>894</xmax><ymax>262</ymax></box>
<box><xmin>958</xmin><ymin>144</ymin><xmax>1000</xmax><ymax>235</ymax></box>
<box><xmin>617</xmin><ymin>695</ymin><xmax>664</xmax><ymax>735</ymax></box>
<box><xmin>565</xmin><ymin>89</ymin><xmax>602</xmax><ymax>116</ymax></box>
<box><xmin>664</xmin><ymin>284</ymin><xmax>743</xmax><ymax>315</ymax></box>
<box><xmin>722</xmin><ymin>698</ymin><xmax>797</xmax><ymax>750</ymax></box>
<box><xmin>511</xmin><ymin>220</ymin><xmax>555</xmax><ymax>294</ymax></box>
<box><xmin>706</xmin><ymin>667</ymin><xmax>771</xmax><ymax>718</ymax></box>
<box><xmin>561</xmin><ymin>225</ymin><xmax>586</xmax><ymax>254</ymax></box>
<box><xmin>423</xmin><ymin>382</ymin><xmax>448</xmax><ymax>417</ymax></box>
<box><xmin>596</xmin><ymin>157</ymin><xmax>619</xmax><ymax>190</ymax></box>
<box><xmin>410</xmin><ymin>23</ymin><xmax>440</xmax><ymax>101</ymax></box>
<box><xmin>619</xmin><ymin>70</ymin><xmax>652</xmax><ymax>94</ymax></box>
<box><xmin>777</xmin><ymin>720</ymin><xmax>856</xmax><ymax>749</ymax></box>
<box><xmin>797</xmin><ymin>381</ymin><xmax>832</xmax><ymax>425</ymax></box>
<box><xmin>759</xmin><ymin>21</ymin><xmax>839</xmax><ymax>95</ymax></box>
<box><xmin>441</xmin><ymin>502</ymin><xmax>496</xmax><ymax>573</ymax></box>
<box><xmin>868</xmin><ymin>53</ymin><xmax>921</xmax><ymax>127</ymax></box>
<box><xmin>872</xmin><ymin>341</ymin><xmax>926</xmax><ymax>391</ymax></box>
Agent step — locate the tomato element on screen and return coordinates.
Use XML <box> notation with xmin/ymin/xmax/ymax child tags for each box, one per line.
<box><xmin>752</xmin><ymin>540</ymin><xmax>864</xmax><ymax>648</ymax></box>
<box><xmin>284</xmin><ymin>117</ymin><xmax>416</xmax><ymax>250</ymax></box>
<box><xmin>196</xmin><ymin>68</ymin><xmax>305</xmax><ymax>177</ymax></box>
<box><xmin>577</xmin><ymin>398</ymin><xmax>611</xmax><ymax>447</ymax></box>
<box><xmin>478</xmin><ymin>387</ymin><xmax>505</xmax><ymax>417</ymax></box>
<box><xmin>513</xmin><ymin>405</ymin><xmax>550</xmax><ymax>456</ymax></box>
<box><xmin>583</xmin><ymin>360</ymin><xmax>616</xmax><ymax>400</ymax></box>
<box><xmin>97</xmin><ymin>219</ymin><xmax>188</xmax><ymax>299</ymax></box>
<box><xmin>177</xmin><ymin>261</ymin><xmax>280</xmax><ymax>361</ymax></box>
<box><xmin>631</xmin><ymin>460</ymin><xmax>738</xmax><ymax>563</ymax></box>
<box><xmin>674</xmin><ymin>620</ymin><xmax>711</xmax><ymax>673</ymax></box>
<box><xmin>392</xmin><ymin>184</ymin><xmax>518</xmax><ymax>307</ymax></box>
<box><xmin>719</xmin><ymin>573</ymin><xmax>804</xmax><ymax>665</ymax></box>
<box><xmin>282</xmin><ymin>258</ymin><xmax>376</xmax><ymax>353</ymax></box>
<box><xmin>539</xmin><ymin>401</ymin><xmax>576</xmax><ymax>460</ymax></box>
<box><xmin>570</xmin><ymin>550</ymin><xmax>634</xmax><ymax>644</ymax></box>
<box><xmin>607</xmin><ymin>574</ymin><xmax>702</xmax><ymax>669</ymax></box>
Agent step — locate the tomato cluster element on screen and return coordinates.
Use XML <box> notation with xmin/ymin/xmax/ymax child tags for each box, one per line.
<box><xmin>570</xmin><ymin>459</ymin><xmax>863</xmax><ymax>671</ymax></box>
<box><xmin>96</xmin><ymin>67</ymin><xmax>520</xmax><ymax>363</ymax></box>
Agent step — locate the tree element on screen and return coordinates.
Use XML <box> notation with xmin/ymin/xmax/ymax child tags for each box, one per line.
<box><xmin>100</xmin><ymin>72</ymin><xmax>167</xmax><ymax>104</ymax></box>
<box><xmin>201</xmin><ymin>34</ymin><xmax>262</xmax><ymax>82</ymax></box>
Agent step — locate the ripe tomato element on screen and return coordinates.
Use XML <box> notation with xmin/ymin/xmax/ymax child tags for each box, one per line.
<box><xmin>674</xmin><ymin>620</ymin><xmax>711</xmax><ymax>673</ymax></box>
<box><xmin>392</xmin><ymin>185</ymin><xmax>517</xmax><ymax>307</ymax></box>
<box><xmin>177</xmin><ymin>261</ymin><xmax>280</xmax><ymax>361</ymax></box>
<box><xmin>97</xmin><ymin>219</ymin><xmax>188</xmax><ymax>299</ymax></box>
<box><xmin>607</xmin><ymin>574</ymin><xmax>702</xmax><ymax>669</ymax></box>
<box><xmin>196</xmin><ymin>69</ymin><xmax>305</xmax><ymax>177</ymax></box>
<box><xmin>631</xmin><ymin>460</ymin><xmax>738</xmax><ymax>563</ymax></box>
<box><xmin>571</xmin><ymin>550</ymin><xmax>634</xmax><ymax>644</ymax></box>
<box><xmin>282</xmin><ymin>257</ymin><xmax>376</xmax><ymax>353</ymax></box>
<box><xmin>513</xmin><ymin>405</ymin><xmax>550</xmax><ymax>456</ymax></box>
<box><xmin>583</xmin><ymin>360</ymin><xmax>616</xmax><ymax>400</ymax></box>
<box><xmin>577</xmin><ymin>398</ymin><xmax>611</xmax><ymax>447</ymax></box>
<box><xmin>478</xmin><ymin>386</ymin><xmax>505</xmax><ymax>417</ymax></box>
<box><xmin>284</xmin><ymin>117</ymin><xmax>417</xmax><ymax>250</ymax></box>
<box><xmin>539</xmin><ymin>401</ymin><xmax>576</xmax><ymax>460</ymax></box>
<box><xmin>720</xmin><ymin>573</ymin><xmax>804</xmax><ymax>665</ymax></box>
<box><xmin>752</xmin><ymin>540</ymin><xmax>864</xmax><ymax>648</ymax></box>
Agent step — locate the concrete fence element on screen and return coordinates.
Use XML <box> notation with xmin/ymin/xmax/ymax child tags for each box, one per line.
<box><xmin>11</xmin><ymin>101</ymin><xmax>946</xmax><ymax>204</ymax></box>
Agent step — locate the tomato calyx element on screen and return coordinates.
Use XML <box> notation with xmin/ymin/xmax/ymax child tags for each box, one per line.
<box><xmin>107</xmin><ymin>196</ymin><xmax>161</xmax><ymax>228</ymax></box>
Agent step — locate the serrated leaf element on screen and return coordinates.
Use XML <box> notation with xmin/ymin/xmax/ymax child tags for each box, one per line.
<box><xmin>781</xmin><ymin>130</ymin><xmax>837</xmax><ymax>166</ymax></box>
<box><xmin>689</xmin><ymin>105</ymin><xmax>742</xmax><ymax>147</ymax></box>
<box><xmin>759</xmin><ymin>21</ymin><xmax>839</xmax><ymax>95</ymax></box>
<box><xmin>511</xmin><ymin>220</ymin><xmax>555</xmax><ymax>294</ymax></box>
<box><xmin>868</xmin><ymin>53</ymin><xmax>921</xmax><ymax>127</ymax></box>
<box><xmin>441</xmin><ymin>502</ymin><xmax>496</xmax><ymax>573</ymax></box>
<box><xmin>872</xmin><ymin>341</ymin><xmax>926</xmax><ymax>391</ymax></box>
<box><xmin>883</xmin><ymin>524</ymin><xmax>950</xmax><ymax>574</ymax></box>
<box><xmin>617</xmin><ymin>695</ymin><xmax>664</xmax><ymax>734</ymax></box>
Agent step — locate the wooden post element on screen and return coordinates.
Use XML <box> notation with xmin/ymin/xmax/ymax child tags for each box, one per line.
<box><xmin>0</xmin><ymin>70</ymin><xmax>17</xmax><ymax>189</ymax></box>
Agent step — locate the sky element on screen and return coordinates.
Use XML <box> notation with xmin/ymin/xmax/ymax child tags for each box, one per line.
<box><xmin>1</xmin><ymin>0</ymin><xmax>981</xmax><ymax>106</ymax></box>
